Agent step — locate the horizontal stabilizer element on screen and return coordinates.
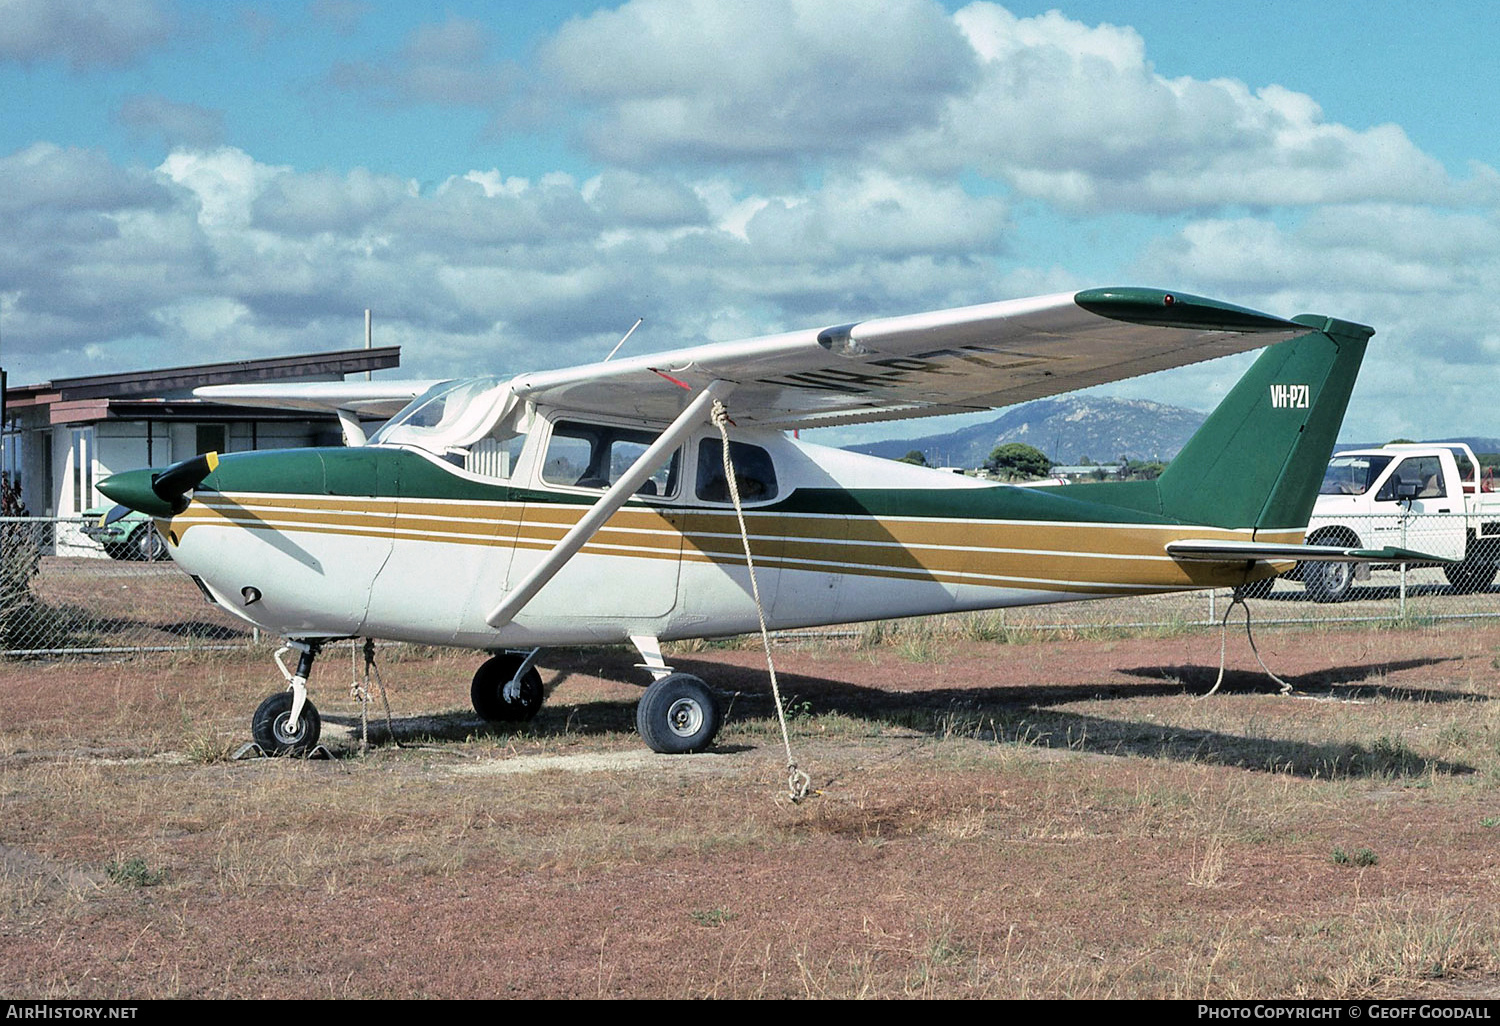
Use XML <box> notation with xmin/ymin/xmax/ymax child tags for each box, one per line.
<box><xmin>1166</xmin><ymin>540</ymin><xmax>1454</xmax><ymax>564</ymax></box>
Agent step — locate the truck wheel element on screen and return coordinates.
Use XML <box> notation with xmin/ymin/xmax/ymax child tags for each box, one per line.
<box><xmin>1303</xmin><ymin>561</ymin><xmax>1354</xmax><ymax>603</ymax></box>
<box><xmin>1443</xmin><ymin>561</ymin><xmax>1497</xmax><ymax>594</ymax></box>
<box><xmin>129</xmin><ymin>525</ymin><xmax>170</xmax><ymax>561</ymax></box>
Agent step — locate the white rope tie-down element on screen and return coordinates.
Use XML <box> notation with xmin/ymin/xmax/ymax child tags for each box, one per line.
<box><xmin>710</xmin><ymin>399</ymin><xmax>812</xmax><ymax>802</ymax></box>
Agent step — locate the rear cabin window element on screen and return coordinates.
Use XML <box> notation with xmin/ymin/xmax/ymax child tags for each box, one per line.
<box><xmin>696</xmin><ymin>440</ymin><xmax>778</xmax><ymax>504</ymax></box>
<box><xmin>541</xmin><ymin>421</ymin><xmax>679</xmax><ymax>497</ymax></box>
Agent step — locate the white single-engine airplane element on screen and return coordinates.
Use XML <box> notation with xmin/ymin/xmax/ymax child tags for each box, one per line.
<box><xmin>98</xmin><ymin>287</ymin><xmax>1426</xmax><ymax>756</ymax></box>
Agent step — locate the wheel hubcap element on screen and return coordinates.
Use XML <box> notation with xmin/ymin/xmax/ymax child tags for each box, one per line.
<box><xmin>666</xmin><ymin>697</ymin><xmax>703</xmax><ymax>737</ymax></box>
<box><xmin>273</xmin><ymin>713</ymin><xmax>304</xmax><ymax>745</ymax></box>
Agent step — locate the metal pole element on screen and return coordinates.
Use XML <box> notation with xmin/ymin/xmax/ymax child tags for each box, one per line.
<box><xmin>1399</xmin><ymin>509</ymin><xmax>1408</xmax><ymax>619</ymax></box>
<box><xmin>364</xmin><ymin>309</ymin><xmax>373</xmax><ymax>381</ymax></box>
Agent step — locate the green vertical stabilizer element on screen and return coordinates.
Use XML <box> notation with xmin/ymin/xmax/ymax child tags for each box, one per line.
<box><xmin>1154</xmin><ymin>316</ymin><xmax>1372</xmax><ymax>530</ymax></box>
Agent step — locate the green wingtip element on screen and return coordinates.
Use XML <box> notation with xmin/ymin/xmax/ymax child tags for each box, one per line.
<box><xmin>1075</xmin><ymin>287</ymin><xmax>1302</xmax><ymax>332</ymax></box>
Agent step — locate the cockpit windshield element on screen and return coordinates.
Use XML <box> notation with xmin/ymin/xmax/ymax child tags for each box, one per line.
<box><xmin>369</xmin><ymin>377</ymin><xmax>512</xmax><ymax>452</ymax></box>
<box><xmin>1319</xmin><ymin>455</ymin><xmax>1393</xmax><ymax>496</ymax></box>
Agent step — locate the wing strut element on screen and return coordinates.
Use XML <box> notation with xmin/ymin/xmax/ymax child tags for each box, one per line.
<box><xmin>484</xmin><ymin>379</ymin><xmax>735</xmax><ymax>630</ymax></box>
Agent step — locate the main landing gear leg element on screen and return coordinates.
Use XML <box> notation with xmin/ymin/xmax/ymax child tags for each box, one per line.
<box><xmin>631</xmin><ymin>634</ymin><xmax>721</xmax><ymax>755</ymax></box>
<box><xmin>252</xmin><ymin>640</ymin><xmax>324</xmax><ymax>754</ymax></box>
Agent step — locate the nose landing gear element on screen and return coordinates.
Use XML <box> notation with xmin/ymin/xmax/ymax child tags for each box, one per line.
<box><xmin>251</xmin><ymin>640</ymin><xmax>325</xmax><ymax>755</ymax></box>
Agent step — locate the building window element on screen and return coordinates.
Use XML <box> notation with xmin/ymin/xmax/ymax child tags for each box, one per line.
<box><xmin>71</xmin><ymin>427</ymin><xmax>95</xmax><ymax>513</ymax></box>
<box><xmin>196</xmin><ymin>424</ymin><xmax>227</xmax><ymax>456</ymax></box>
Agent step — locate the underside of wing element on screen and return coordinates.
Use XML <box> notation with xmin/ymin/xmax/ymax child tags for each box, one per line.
<box><xmin>510</xmin><ymin>288</ymin><xmax>1314</xmax><ymax>428</ymax></box>
<box><xmin>194</xmin><ymin>380</ymin><xmax>443</xmax><ymax>419</ymax></box>
<box><xmin>1167</xmin><ymin>540</ymin><xmax>1455</xmax><ymax>564</ymax></box>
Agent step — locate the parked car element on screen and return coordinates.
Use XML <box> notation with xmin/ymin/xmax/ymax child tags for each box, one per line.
<box><xmin>81</xmin><ymin>507</ymin><xmax>171</xmax><ymax>561</ymax></box>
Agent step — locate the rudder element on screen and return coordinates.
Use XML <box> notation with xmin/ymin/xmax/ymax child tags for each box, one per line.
<box><xmin>1154</xmin><ymin>315</ymin><xmax>1372</xmax><ymax>531</ymax></box>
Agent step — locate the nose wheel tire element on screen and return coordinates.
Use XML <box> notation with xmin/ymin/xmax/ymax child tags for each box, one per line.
<box><xmin>636</xmin><ymin>673</ymin><xmax>720</xmax><ymax>754</ymax></box>
<box><xmin>471</xmin><ymin>653</ymin><xmax>545</xmax><ymax>722</ymax></box>
<box><xmin>251</xmin><ymin>691</ymin><xmax>322</xmax><ymax>755</ymax></box>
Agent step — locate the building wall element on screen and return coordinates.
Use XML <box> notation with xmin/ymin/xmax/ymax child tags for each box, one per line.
<box><xmin>27</xmin><ymin>417</ymin><xmax>338</xmax><ymax>520</ymax></box>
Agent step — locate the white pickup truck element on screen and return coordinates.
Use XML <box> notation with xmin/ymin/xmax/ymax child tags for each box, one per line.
<box><xmin>1288</xmin><ymin>443</ymin><xmax>1500</xmax><ymax>601</ymax></box>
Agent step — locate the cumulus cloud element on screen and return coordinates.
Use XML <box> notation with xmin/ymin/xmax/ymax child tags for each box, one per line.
<box><xmin>251</xmin><ymin>167</ymin><xmax>412</xmax><ymax>236</ymax></box>
<box><xmin>534</xmin><ymin>0</ymin><xmax>976</xmax><ymax>167</ymax></box>
<box><xmin>742</xmin><ymin>171</ymin><xmax>1009</xmax><ymax>261</ymax></box>
<box><xmin>886</xmin><ymin>3</ymin><xmax>1492</xmax><ymax>213</ymax></box>
<box><xmin>0</xmin><ymin>138</ymin><xmax>1023</xmax><ymax>387</ymax></box>
<box><xmin>10</xmin><ymin>3</ymin><xmax>1500</xmax><ymax>445</ymax></box>
<box><xmin>1084</xmin><ymin>200</ymin><xmax>1500</xmax><ymax>439</ymax></box>
<box><xmin>0</xmin><ymin>0</ymin><xmax>172</xmax><ymax>69</ymax></box>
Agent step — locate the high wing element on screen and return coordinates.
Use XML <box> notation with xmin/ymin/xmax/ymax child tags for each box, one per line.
<box><xmin>509</xmin><ymin>287</ymin><xmax>1315</xmax><ymax>429</ymax></box>
<box><xmin>194</xmin><ymin>380</ymin><xmax>443</xmax><ymax>419</ymax></box>
<box><xmin>194</xmin><ymin>380</ymin><xmax>444</xmax><ymax>446</ymax></box>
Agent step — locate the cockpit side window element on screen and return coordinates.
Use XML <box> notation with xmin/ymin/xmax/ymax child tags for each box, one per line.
<box><xmin>696</xmin><ymin>440</ymin><xmax>778</xmax><ymax>504</ymax></box>
<box><xmin>541</xmin><ymin>420</ymin><xmax>679</xmax><ymax>497</ymax></box>
<box><xmin>465</xmin><ymin>433</ymin><xmax>526</xmax><ymax>480</ymax></box>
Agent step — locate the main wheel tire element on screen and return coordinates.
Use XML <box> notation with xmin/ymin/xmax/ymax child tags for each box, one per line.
<box><xmin>1444</xmin><ymin>560</ymin><xmax>1497</xmax><ymax>594</ymax></box>
<box><xmin>251</xmin><ymin>691</ymin><xmax>322</xmax><ymax>755</ymax></box>
<box><xmin>1238</xmin><ymin>576</ymin><xmax>1276</xmax><ymax>600</ymax></box>
<box><xmin>1303</xmin><ymin>561</ymin><xmax>1354</xmax><ymax>603</ymax></box>
<box><xmin>636</xmin><ymin>673</ymin><xmax>720</xmax><ymax>755</ymax></box>
<box><xmin>130</xmin><ymin>525</ymin><xmax>169</xmax><ymax>561</ymax></box>
<box><xmin>470</xmin><ymin>654</ymin><xmax>544</xmax><ymax>722</ymax></box>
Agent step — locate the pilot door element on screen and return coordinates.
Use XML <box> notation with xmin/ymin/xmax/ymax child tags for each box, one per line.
<box><xmin>502</xmin><ymin>417</ymin><xmax>685</xmax><ymax>626</ymax></box>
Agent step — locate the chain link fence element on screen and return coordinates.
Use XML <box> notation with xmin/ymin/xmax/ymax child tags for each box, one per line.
<box><xmin>3</xmin><ymin>513</ymin><xmax>1499</xmax><ymax>657</ymax></box>
<box><xmin>1</xmin><ymin>518</ymin><xmax>255</xmax><ymax>656</ymax></box>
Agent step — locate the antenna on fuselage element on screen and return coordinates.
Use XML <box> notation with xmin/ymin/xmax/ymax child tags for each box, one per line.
<box><xmin>604</xmin><ymin>317</ymin><xmax>644</xmax><ymax>362</ymax></box>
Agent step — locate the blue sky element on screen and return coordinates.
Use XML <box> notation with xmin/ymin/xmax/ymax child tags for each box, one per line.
<box><xmin>4</xmin><ymin>0</ymin><xmax>1499</xmax><ymax>444</ymax></box>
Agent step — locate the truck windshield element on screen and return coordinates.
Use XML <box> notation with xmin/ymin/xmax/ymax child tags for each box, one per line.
<box><xmin>1320</xmin><ymin>455</ymin><xmax>1393</xmax><ymax>496</ymax></box>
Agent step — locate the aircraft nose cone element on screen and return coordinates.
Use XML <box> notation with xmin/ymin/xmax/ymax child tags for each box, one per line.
<box><xmin>97</xmin><ymin>468</ymin><xmax>178</xmax><ymax>518</ymax></box>
<box><xmin>98</xmin><ymin>451</ymin><xmax>220</xmax><ymax>518</ymax></box>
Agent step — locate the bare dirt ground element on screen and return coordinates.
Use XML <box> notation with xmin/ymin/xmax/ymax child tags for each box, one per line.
<box><xmin>3</xmin><ymin>616</ymin><xmax>1500</xmax><ymax>999</ymax></box>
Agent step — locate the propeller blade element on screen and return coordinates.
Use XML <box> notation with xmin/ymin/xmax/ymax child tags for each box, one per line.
<box><xmin>101</xmin><ymin>504</ymin><xmax>133</xmax><ymax>527</ymax></box>
<box><xmin>150</xmin><ymin>452</ymin><xmax>220</xmax><ymax>514</ymax></box>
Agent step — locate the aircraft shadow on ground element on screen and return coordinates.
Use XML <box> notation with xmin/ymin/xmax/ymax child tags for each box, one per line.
<box><xmin>321</xmin><ymin>650</ymin><xmax>1481</xmax><ymax>779</ymax></box>
<box><xmin>1116</xmin><ymin>655</ymin><xmax>1477</xmax><ymax>703</ymax></box>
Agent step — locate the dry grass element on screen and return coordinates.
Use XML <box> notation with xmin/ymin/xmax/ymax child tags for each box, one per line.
<box><xmin>3</xmin><ymin>618</ymin><xmax>1500</xmax><ymax>998</ymax></box>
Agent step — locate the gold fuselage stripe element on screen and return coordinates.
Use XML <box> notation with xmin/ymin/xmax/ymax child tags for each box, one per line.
<box><xmin>174</xmin><ymin>494</ymin><xmax>1298</xmax><ymax>593</ymax></box>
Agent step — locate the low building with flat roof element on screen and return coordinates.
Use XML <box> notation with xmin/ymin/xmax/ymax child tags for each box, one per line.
<box><xmin>2</xmin><ymin>347</ymin><xmax>400</xmax><ymax>551</ymax></box>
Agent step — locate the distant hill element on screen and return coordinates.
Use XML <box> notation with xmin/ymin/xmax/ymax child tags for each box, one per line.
<box><xmin>845</xmin><ymin>396</ymin><xmax>1207</xmax><ymax>468</ymax></box>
